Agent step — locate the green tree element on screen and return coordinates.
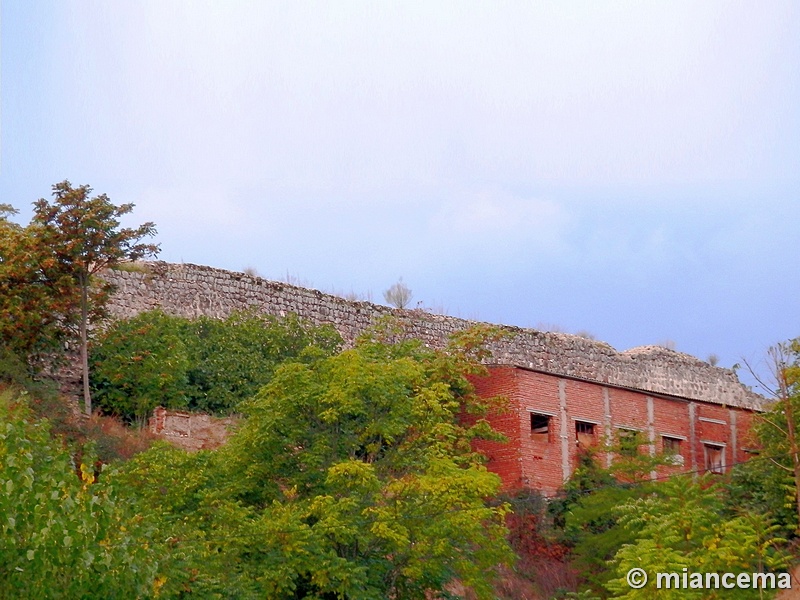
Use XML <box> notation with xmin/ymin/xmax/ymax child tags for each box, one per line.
<box><xmin>90</xmin><ymin>310</ymin><xmax>190</xmax><ymax>426</ymax></box>
<box><xmin>32</xmin><ymin>181</ymin><xmax>159</xmax><ymax>415</ymax></box>
<box><xmin>556</xmin><ymin>432</ymin><xmax>690</xmax><ymax>596</ymax></box>
<box><xmin>90</xmin><ymin>309</ymin><xmax>342</xmax><ymax>419</ymax></box>
<box><xmin>119</xmin><ymin>323</ymin><xmax>513</xmax><ymax>598</ymax></box>
<box><xmin>604</xmin><ymin>477</ymin><xmax>787</xmax><ymax>599</ymax></box>
<box><xmin>751</xmin><ymin>339</ymin><xmax>800</xmax><ymax>535</ymax></box>
<box><xmin>0</xmin><ymin>205</ymin><xmax>78</xmax><ymax>366</ymax></box>
<box><xmin>185</xmin><ymin>311</ymin><xmax>342</xmax><ymax>413</ymax></box>
<box><xmin>0</xmin><ymin>388</ymin><xmax>170</xmax><ymax>598</ymax></box>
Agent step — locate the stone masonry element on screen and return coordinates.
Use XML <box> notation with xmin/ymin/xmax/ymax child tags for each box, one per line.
<box><xmin>102</xmin><ymin>261</ymin><xmax>763</xmax><ymax>411</ymax></box>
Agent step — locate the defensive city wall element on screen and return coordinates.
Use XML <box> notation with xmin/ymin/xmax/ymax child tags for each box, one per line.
<box><xmin>102</xmin><ymin>262</ymin><xmax>763</xmax><ymax>412</ymax></box>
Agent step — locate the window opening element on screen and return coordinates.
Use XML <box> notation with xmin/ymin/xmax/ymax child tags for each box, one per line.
<box><xmin>662</xmin><ymin>436</ymin><xmax>681</xmax><ymax>455</ymax></box>
<box><xmin>618</xmin><ymin>429</ymin><xmax>640</xmax><ymax>457</ymax></box>
<box><xmin>530</xmin><ymin>413</ymin><xmax>550</xmax><ymax>442</ymax></box>
<box><xmin>662</xmin><ymin>436</ymin><xmax>684</xmax><ymax>465</ymax></box>
<box><xmin>704</xmin><ymin>443</ymin><xmax>725</xmax><ymax>474</ymax></box>
<box><xmin>575</xmin><ymin>421</ymin><xmax>596</xmax><ymax>447</ymax></box>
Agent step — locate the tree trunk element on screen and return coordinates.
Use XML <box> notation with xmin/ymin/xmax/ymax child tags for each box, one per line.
<box><xmin>80</xmin><ymin>274</ymin><xmax>91</xmax><ymax>416</ymax></box>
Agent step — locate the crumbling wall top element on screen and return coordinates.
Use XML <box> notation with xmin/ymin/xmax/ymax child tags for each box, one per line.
<box><xmin>101</xmin><ymin>262</ymin><xmax>764</xmax><ymax>411</ymax></box>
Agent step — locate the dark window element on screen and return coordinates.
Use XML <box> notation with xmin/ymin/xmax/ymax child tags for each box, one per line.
<box><xmin>618</xmin><ymin>429</ymin><xmax>640</xmax><ymax>457</ymax></box>
<box><xmin>704</xmin><ymin>444</ymin><xmax>725</xmax><ymax>474</ymax></box>
<box><xmin>530</xmin><ymin>413</ymin><xmax>550</xmax><ymax>442</ymax></box>
<box><xmin>575</xmin><ymin>421</ymin><xmax>596</xmax><ymax>447</ymax></box>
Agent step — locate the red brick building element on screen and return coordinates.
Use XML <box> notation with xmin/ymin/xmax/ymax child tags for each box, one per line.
<box><xmin>472</xmin><ymin>363</ymin><xmax>761</xmax><ymax>496</ymax></box>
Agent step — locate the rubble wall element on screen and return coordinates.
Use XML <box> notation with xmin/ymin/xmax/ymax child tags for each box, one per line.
<box><xmin>102</xmin><ymin>262</ymin><xmax>763</xmax><ymax>410</ymax></box>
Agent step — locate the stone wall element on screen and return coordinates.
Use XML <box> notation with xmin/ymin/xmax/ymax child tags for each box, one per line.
<box><xmin>101</xmin><ymin>262</ymin><xmax>764</xmax><ymax>410</ymax></box>
<box><xmin>149</xmin><ymin>406</ymin><xmax>237</xmax><ymax>451</ymax></box>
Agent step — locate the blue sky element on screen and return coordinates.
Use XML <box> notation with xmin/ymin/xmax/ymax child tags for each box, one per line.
<box><xmin>2</xmin><ymin>1</ymin><xmax>799</xmax><ymax>386</ymax></box>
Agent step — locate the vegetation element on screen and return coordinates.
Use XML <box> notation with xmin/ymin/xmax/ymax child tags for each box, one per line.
<box><xmin>115</xmin><ymin>323</ymin><xmax>513</xmax><ymax>598</ymax></box>
<box><xmin>32</xmin><ymin>181</ymin><xmax>160</xmax><ymax>415</ymax></box>
<box><xmin>90</xmin><ymin>309</ymin><xmax>342</xmax><ymax>422</ymax></box>
<box><xmin>525</xmin><ymin>414</ymin><xmax>800</xmax><ymax>600</ymax></box>
<box><xmin>4</xmin><ymin>185</ymin><xmax>800</xmax><ymax>597</ymax></box>
<box><xmin>605</xmin><ymin>477</ymin><xmax>788</xmax><ymax>599</ymax></box>
<box><xmin>0</xmin><ymin>182</ymin><xmax>159</xmax><ymax>415</ymax></box>
<box><xmin>0</xmin><ymin>205</ymin><xmax>78</xmax><ymax>365</ymax></box>
<box><xmin>749</xmin><ymin>340</ymin><xmax>800</xmax><ymax>534</ymax></box>
<box><xmin>0</xmin><ymin>388</ymin><xmax>166</xmax><ymax>598</ymax></box>
<box><xmin>383</xmin><ymin>278</ymin><xmax>413</xmax><ymax>309</ymax></box>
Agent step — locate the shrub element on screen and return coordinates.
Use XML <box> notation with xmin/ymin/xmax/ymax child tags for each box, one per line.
<box><xmin>90</xmin><ymin>310</ymin><xmax>190</xmax><ymax>426</ymax></box>
<box><xmin>90</xmin><ymin>310</ymin><xmax>343</xmax><ymax>419</ymax></box>
<box><xmin>0</xmin><ymin>389</ymin><xmax>165</xmax><ymax>597</ymax></box>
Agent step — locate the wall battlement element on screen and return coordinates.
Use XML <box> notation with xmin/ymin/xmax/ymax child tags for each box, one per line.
<box><xmin>102</xmin><ymin>262</ymin><xmax>764</xmax><ymax>411</ymax></box>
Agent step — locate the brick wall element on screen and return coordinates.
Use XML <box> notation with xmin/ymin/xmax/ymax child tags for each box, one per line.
<box><xmin>472</xmin><ymin>366</ymin><xmax>759</xmax><ymax>496</ymax></box>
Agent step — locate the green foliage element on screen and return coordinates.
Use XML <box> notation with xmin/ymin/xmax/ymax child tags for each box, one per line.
<box><xmin>91</xmin><ymin>309</ymin><xmax>342</xmax><ymax>420</ymax></box>
<box><xmin>555</xmin><ymin>433</ymin><xmax>728</xmax><ymax>597</ymax></box>
<box><xmin>564</xmin><ymin>484</ymin><xmax>648</xmax><ymax>595</ymax></box>
<box><xmin>605</xmin><ymin>477</ymin><xmax>788</xmax><ymax>599</ymax></box>
<box><xmin>32</xmin><ymin>180</ymin><xmax>160</xmax><ymax>414</ymax></box>
<box><xmin>118</xmin><ymin>324</ymin><xmax>514</xmax><ymax>598</ymax></box>
<box><xmin>553</xmin><ymin>450</ymin><xmax>644</xmax><ymax>595</ymax></box>
<box><xmin>0</xmin><ymin>207</ymin><xmax>79</xmax><ymax>364</ymax></box>
<box><xmin>91</xmin><ymin>310</ymin><xmax>190</xmax><ymax>425</ymax></box>
<box><xmin>185</xmin><ymin>311</ymin><xmax>342</xmax><ymax>414</ymax></box>
<box><xmin>748</xmin><ymin>338</ymin><xmax>800</xmax><ymax>536</ymax></box>
<box><xmin>727</xmin><ymin>457</ymin><xmax>798</xmax><ymax>540</ymax></box>
<box><xmin>0</xmin><ymin>346</ymin><xmax>56</xmax><ymax>398</ymax></box>
<box><xmin>0</xmin><ymin>389</ymin><xmax>167</xmax><ymax>598</ymax></box>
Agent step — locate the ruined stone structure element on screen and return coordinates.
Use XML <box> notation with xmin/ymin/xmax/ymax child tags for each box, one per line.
<box><xmin>103</xmin><ymin>262</ymin><xmax>763</xmax><ymax>493</ymax></box>
<box><xmin>149</xmin><ymin>406</ymin><xmax>237</xmax><ymax>452</ymax></box>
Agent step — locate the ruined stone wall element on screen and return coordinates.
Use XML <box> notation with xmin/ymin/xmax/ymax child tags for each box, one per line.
<box><xmin>149</xmin><ymin>406</ymin><xmax>237</xmax><ymax>451</ymax></box>
<box><xmin>101</xmin><ymin>262</ymin><xmax>764</xmax><ymax>410</ymax></box>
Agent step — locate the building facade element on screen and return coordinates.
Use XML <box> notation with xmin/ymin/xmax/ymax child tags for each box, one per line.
<box><xmin>101</xmin><ymin>262</ymin><xmax>765</xmax><ymax>495</ymax></box>
<box><xmin>471</xmin><ymin>365</ymin><xmax>759</xmax><ymax>495</ymax></box>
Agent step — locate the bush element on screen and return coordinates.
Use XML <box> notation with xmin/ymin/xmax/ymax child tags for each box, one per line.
<box><xmin>90</xmin><ymin>310</ymin><xmax>343</xmax><ymax>420</ymax></box>
<box><xmin>90</xmin><ymin>310</ymin><xmax>190</xmax><ymax>426</ymax></box>
<box><xmin>185</xmin><ymin>311</ymin><xmax>341</xmax><ymax>413</ymax></box>
<box><xmin>0</xmin><ymin>389</ymin><xmax>166</xmax><ymax>597</ymax></box>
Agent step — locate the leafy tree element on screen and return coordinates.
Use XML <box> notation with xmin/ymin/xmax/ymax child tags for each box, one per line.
<box><xmin>383</xmin><ymin>277</ymin><xmax>413</xmax><ymax>309</ymax></box>
<box><xmin>90</xmin><ymin>309</ymin><xmax>342</xmax><ymax>419</ymax></box>
<box><xmin>119</xmin><ymin>324</ymin><xmax>513</xmax><ymax>598</ymax></box>
<box><xmin>0</xmin><ymin>205</ymin><xmax>78</xmax><ymax>366</ymax></box>
<box><xmin>555</xmin><ymin>432</ymin><xmax>689</xmax><ymax>596</ymax></box>
<box><xmin>90</xmin><ymin>310</ymin><xmax>190</xmax><ymax>426</ymax></box>
<box><xmin>0</xmin><ymin>388</ymin><xmax>170</xmax><ymax>598</ymax></box>
<box><xmin>727</xmin><ymin>456</ymin><xmax>798</xmax><ymax>540</ymax></box>
<box><xmin>184</xmin><ymin>311</ymin><xmax>342</xmax><ymax>413</ymax></box>
<box><xmin>604</xmin><ymin>477</ymin><xmax>788</xmax><ymax>599</ymax></box>
<box><xmin>748</xmin><ymin>339</ymin><xmax>800</xmax><ymax>535</ymax></box>
<box><xmin>32</xmin><ymin>181</ymin><xmax>159</xmax><ymax>415</ymax></box>
<box><xmin>553</xmin><ymin>450</ymin><xmax>642</xmax><ymax>596</ymax></box>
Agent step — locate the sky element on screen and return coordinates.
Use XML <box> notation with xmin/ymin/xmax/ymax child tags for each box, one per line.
<box><xmin>2</xmin><ymin>1</ymin><xmax>799</xmax><ymax>388</ymax></box>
